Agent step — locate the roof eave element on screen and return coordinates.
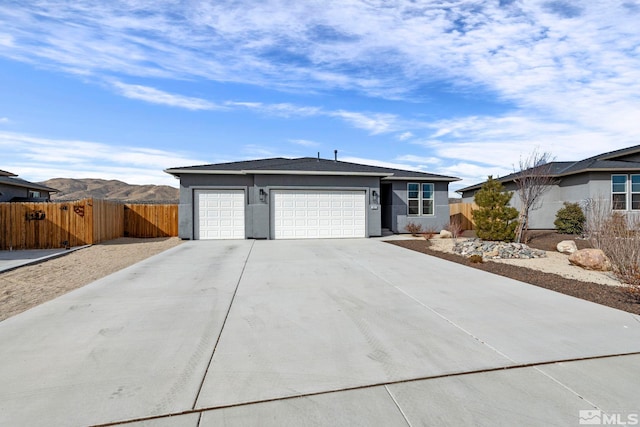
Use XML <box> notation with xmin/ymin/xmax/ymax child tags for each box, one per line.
<box><xmin>382</xmin><ymin>176</ymin><xmax>460</xmax><ymax>182</ymax></box>
<box><xmin>242</xmin><ymin>170</ymin><xmax>394</xmax><ymax>177</ymax></box>
<box><xmin>164</xmin><ymin>169</ymin><xmax>245</xmax><ymax>176</ymax></box>
<box><xmin>1</xmin><ymin>181</ymin><xmax>58</xmax><ymax>192</ymax></box>
<box><xmin>599</xmin><ymin>146</ymin><xmax>640</xmax><ymax>161</ymax></box>
<box><xmin>165</xmin><ymin>168</ymin><xmax>395</xmax><ymax>177</ymax></box>
<box><xmin>556</xmin><ymin>166</ymin><xmax>640</xmax><ymax>177</ymax></box>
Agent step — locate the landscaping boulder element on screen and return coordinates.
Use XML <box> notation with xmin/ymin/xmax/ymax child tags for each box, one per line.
<box><xmin>568</xmin><ymin>249</ymin><xmax>612</xmax><ymax>271</ymax></box>
<box><xmin>557</xmin><ymin>240</ymin><xmax>578</xmax><ymax>254</ymax></box>
<box><xmin>439</xmin><ymin>229</ymin><xmax>453</xmax><ymax>238</ymax></box>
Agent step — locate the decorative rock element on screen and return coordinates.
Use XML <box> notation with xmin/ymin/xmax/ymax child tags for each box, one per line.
<box><xmin>557</xmin><ymin>240</ymin><xmax>578</xmax><ymax>254</ymax></box>
<box><xmin>568</xmin><ymin>249</ymin><xmax>612</xmax><ymax>271</ymax></box>
<box><xmin>439</xmin><ymin>229</ymin><xmax>453</xmax><ymax>238</ymax></box>
<box><xmin>452</xmin><ymin>238</ymin><xmax>546</xmax><ymax>260</ymax></box>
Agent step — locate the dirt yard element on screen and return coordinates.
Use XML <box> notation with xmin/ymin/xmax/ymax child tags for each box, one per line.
<box><xmin>0</xmin><ymin>237</ymin><xmax>182</xmax><ymax>322</ymax></box>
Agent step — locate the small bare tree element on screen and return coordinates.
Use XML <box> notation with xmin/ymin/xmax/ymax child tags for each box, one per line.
<box><xmin>513</xmin><ymin>149</ymin><xmax>556</xmax><ymax>243</ymax></box>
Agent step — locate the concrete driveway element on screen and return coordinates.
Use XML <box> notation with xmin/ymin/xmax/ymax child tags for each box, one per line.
<box><xmin>1</xmin><ymin>239</ymin><xmax>639</xmax><ymax>426</ymax></box>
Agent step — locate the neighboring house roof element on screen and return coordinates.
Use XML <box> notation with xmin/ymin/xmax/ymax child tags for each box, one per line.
<box><xmin>457</xmin><ymin>145</ymin><xmax>640</xmax><ymax>193</ymax></box>
<box><xmin>0</xmin><ymin>176</ymin><xmax>59</xmax><ymax>193</ymax></box>
<box><xmin>0</xmin><ymin>169</ymin><xmax>18</xmax><ymax>177</ymax></box>
<box><xmin>165</xmin><ymin>157</ymin><xmax>460</xmax><ymax>182</ymax></box>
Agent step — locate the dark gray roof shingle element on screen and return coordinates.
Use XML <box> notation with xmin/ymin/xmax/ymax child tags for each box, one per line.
<box><xmin>0</xmin><ymin>176</ymin><xmax>58</xmax><ymax>193</ymax></box>
<box><xmin>165</xmin><ymin>157</ymin><xmax>460</xmax><ymax>181</ymax></box>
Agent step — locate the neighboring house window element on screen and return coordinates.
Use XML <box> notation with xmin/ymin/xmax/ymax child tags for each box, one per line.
<box><xmin>407</xmin><ymin>183</ymin><xmax>434</xmax><ymax>215</ymax></box>
<box><xmin>28</xmin><ymin>190</ymin><xmax>41</xmax><ymax>198</ymax></box>
<box><xmin>611</xmin><ymin>174</ymin><xmax>640</xmax><ymax>211</ymax></box>
<box><xmin>632</xmin><ymin>175</ymin><xmax>640</xmax><ymax>210</ymax></box>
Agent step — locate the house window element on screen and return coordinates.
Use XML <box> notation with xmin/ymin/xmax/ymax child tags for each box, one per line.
<box><xmin>611</xmin><ymin>174</ymin><xmax>640</xmax><ymax>211</ymax></box>
<box><xmin>407</xmin><ymin>183</ymin><xmax>434</xmax><ymax>216</ymax></box>
<box><xmin>632</xmin><ymin>175</ymin><xmax>640</xmax><ymax>210</ymax></box>
<box><xmin>612</xmin><ymin>175</ymin><xmax>627</xmax><ymax>210</ymax></box>
<box><xmin>28</xmin><ymin>190</ymin><xmax>41</xmax><ymax>198</ymax></box>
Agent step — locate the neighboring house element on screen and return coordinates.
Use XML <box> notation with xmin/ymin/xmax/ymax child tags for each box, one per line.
<box><xmin>165</xmin><ymin>157</ymin><xmax>459</xmax><ymax>240</ymax></box>
<box><xmin>457</xmin><ymin>145</ymin><xmax>640</xmax><ymax>229</ymax></box>
<box><xmin>0</xmin><ymin>169</ymin><xmax>58</xmax><ymax>202</ymax></box>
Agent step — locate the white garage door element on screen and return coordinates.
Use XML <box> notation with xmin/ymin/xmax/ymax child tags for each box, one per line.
<box><xmin>195</xmin><ymin>190</ymin><xmax>245</xmax><ymax>240</ymax></box>
<box><xmin>272</xmin><ymin>190</ymin><xmax>366</xmax><ymax>239</ymax></box>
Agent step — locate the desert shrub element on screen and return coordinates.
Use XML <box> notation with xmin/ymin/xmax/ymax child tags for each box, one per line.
<box><xmin>587</xmin><ymin>202</ymin><xmax>640</xmax><ymax>294</ymax></box>
<box><xmin>405</xmin><ymin>221</ymin><xmax>423</xmax><ymax>236</ymax></box>
<box><xmin>473</xmin><ymin>176</ymin><xmax>519</xmax><ymax>242</ymax></box>
<box><xmin>446</xmin><ymin>216</ymin><xmax>463</xmax><ymax>239</ymax></box>
<box><xmin>469</xmin><ymin>254</ymin><xmax>483</xmax><ymax>263</ymax></box>
<box><xmin>554</xmin><ymin>202</ymin><xmax>586</xmax><ymax>234</ymax></box>
<box><xmin>421</xmin><ymin>226</ymin><xmax>438</xmax><ymax>240</ymax></box>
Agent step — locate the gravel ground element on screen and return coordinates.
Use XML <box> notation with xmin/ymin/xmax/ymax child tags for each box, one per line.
<box><xmin>0</xmin><ymin>237</ymin><xmax>182</xmax><ymax>322</ymax></box>
<box><xmin>388</xmin><ymin>231</ymin><xmax>640</xmax><ymax>315</ymax></box>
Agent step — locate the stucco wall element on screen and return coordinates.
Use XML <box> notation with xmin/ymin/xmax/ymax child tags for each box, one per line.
<box><xmin>178</xmin><ymin>173</ymin><xmax>383</xmax><ymax>239</ymax></box>
<box><xmin>0</xmin><ymin>184</ymin><xmax>29</xmax><ymax>202</ymax></box>
<box><xmin>389</xmin><ymin>181</ymin><xmax>450</xmax><ymax>233</ymax></box>
<box><xmin>462</xmin><ymin>172</ymin><xmax>636</xmax><ymax>229</ymax></box>
<box><xmin>0</xmin><ymin>184</ymin><xmax>51</xmax><ymax>202</ymax></box>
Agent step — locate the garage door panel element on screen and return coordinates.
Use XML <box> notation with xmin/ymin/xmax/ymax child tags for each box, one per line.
<box><xmin>195</xmin><ymin>190</ymin><xmax>245</xmax><ymax>240</ymax></box>
<box><xmin>273</xmin><ymin>190</ymin><xmax>366</xmax><ymax>239</ymax></box>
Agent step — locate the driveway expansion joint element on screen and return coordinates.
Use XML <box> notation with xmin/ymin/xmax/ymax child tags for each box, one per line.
<box><xmin>89</xmin><ymin>351</ymin><xmax>640</xmax><ymax>427</ymax></box>
<box><xmin>190</xmin><ymin>240</ymin><xmax>255</xmax><ymax>411</ymax></box>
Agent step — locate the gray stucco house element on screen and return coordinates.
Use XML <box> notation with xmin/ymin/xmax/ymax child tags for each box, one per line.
<box><xmin>0</xmin><ymin>169</ymin><xmax>57</xmax><ymax>202</ymax></box>
<box><xmin>165</xmin><ymin>157</ymin><xmax>459</xmax><ymax>240</ymax></box>
<box><xmin>458</xmin><ymin>145</ymin><xmax>640</xmax><ymax>229</ymax></box>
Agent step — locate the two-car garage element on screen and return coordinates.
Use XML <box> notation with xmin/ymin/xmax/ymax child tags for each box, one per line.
<box><xmin>194</xmin><ymin>189</ymin><xmax>367</xmax><ymax>240</ymax></box>
<box><xmin>272</xmin><ymin>190</ymin><xmax>366</xmax><ymax>239</ymax></box>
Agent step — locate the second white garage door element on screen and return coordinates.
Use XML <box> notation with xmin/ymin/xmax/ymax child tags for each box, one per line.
<box><xmin>195</xmin><ymin>190</ymin><xmax>245</xmax><ymax>240</ymax></box>
<box><xmin>272</xmin><ymin>190</ymin><xmax>366</xmax><ymax>239</ymax></box>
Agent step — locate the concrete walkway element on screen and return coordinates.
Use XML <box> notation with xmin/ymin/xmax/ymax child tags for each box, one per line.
<box><xmin>0</xmin><ymin>246</ymin><xmax>87</xmax><ymax>273</ymax></box>
<box><xmin>1</xmin><ymin>239</ymin><xmax>639</xmax><ymax>426</ymax></box>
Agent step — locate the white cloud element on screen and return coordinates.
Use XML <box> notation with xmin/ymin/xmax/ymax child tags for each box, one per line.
<box><xmin>226</xmin><ymin>101</ymin><xmax>322</xmax><ymax>117</ymax></box>
<box><xmin>394</xmin><ymin>154</ymin><xmax>440</xmax><ymax>165</ymax></box>
<box><xmin>397</xmin><ymin>132</ymin><xmax>413</xmax><ymax>141</ymax></box>
<box><xmin>339</xmin><ymin>156</ymin><xmax>422</xmax><ymax>171</ymax></box>
<box><xmin>0</xmin><ymin>33</ymin><xmax>13</xmax><ymax>47</ymax></box>
<box><xmin>0</xmin><ymin>1</ymin><xmax>639</xmax><ymax>163</ymax></box>
<box><xmin>329</xmin><ymin>111</ymin><xmax>399</xmax><ymax>134</ymax></box>
<box><xmin>0</xmin><ymin>117</ymin><xmax>8</xmax><ymax>123</ymax></box>
<box><xmin>112</xmin><ymin>81</ymin><xmax>219</xmax><ymax>110</ymax></box>
<box><xmin>0</xmin><ymin>131</ymin><xmax>206</xmax><ymax>186</ymax></box>
<box><xmin>289</xmin><ymin>139</ymin><xmax>320</xmax><ymax>147</ymax></box>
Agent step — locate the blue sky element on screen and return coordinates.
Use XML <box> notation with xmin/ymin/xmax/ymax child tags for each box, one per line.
<box><xmin>1</xmin><ymin>1</ymin><xmax>639</xmax><ymax>194</ymax></box>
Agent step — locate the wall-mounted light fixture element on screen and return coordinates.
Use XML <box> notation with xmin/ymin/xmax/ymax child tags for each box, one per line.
<box><xmin>371</xmin><ymin>190</ymin><xmax>379</xmax><ymax>203</ymax></box>
<box><xmin>259</xmin><ymin>188</ymin><xmax>267</xmax><ymax>202</ymax></box>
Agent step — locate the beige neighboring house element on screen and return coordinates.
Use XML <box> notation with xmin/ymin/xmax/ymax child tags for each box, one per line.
<box><xmin>0</xmin><ymin>169</ymin><xmax>58</xmax><ymax>202</ymax></box>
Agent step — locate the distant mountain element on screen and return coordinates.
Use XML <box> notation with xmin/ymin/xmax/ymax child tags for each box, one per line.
<box><xmin>39</xmin><ymin>178</ymin><xmax>179</xmax><ymax>203</ymax></box>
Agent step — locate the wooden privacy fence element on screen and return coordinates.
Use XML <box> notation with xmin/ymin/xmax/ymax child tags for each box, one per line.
<box><xmin>124</xmin><ymin>203</ymin><xmax>178</xmax><ymax>238</ymax></box>
<box><xmin>450</xmin><ymin>202</ymin><xmax>477</xmax><ymax>231</ymax></box>
<box><xmin>0</xmin><ymin>199</ymin><xmax>178</xmax><ymax>250</ymax></box>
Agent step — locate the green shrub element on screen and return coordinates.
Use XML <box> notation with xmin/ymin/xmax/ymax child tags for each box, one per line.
<box><xmin>554</xmin><ymin>202</ymin><xmax>586</xmax><ymax>234</ymax></box>
<box><xmin>469</xmin><ymin>254</ymin><xmax>483</xmax><ymax>263</ymax></box>
<box><xmin>473</xmin><ymin>176</ymin><xmax>519</xmax><ymax>241</ymax></box>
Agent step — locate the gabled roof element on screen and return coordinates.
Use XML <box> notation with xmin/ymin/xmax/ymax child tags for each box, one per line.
<box><xmin>0</xmin><ymin>176</ymin><xmax>58</xmax><ymax>193</ymax></box>
<box><xmin>457</xmin><ymin>144</ymin><xmax>640</xmax><ymax>193</ymax></box>
<box><xmin>0</xmin><ymin>169</ymin><xmax>18</xmax><ymax>177</ymax></box>
<box><xmin>165</xmin><ymin>157</ymin><xmax>460</xmax><ymax>182</ymax></box>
